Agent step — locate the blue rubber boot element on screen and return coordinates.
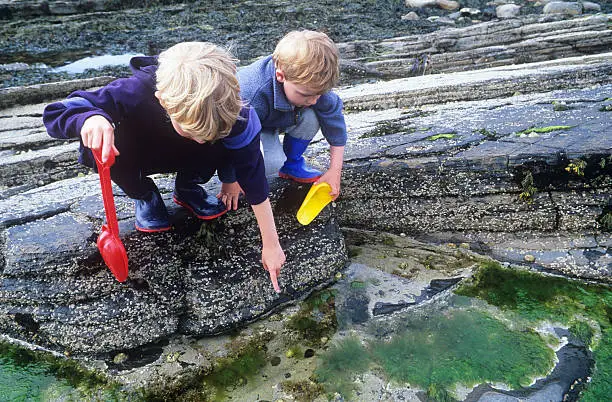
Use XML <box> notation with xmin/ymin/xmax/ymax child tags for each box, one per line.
<box><xmin>134</xmin><ymin>188</ymin><xmax>171</xmax><ymax>233</ymax></box>
<box><xmin>278</xmin><ymin>135</ymin><xmax>322</xmax><ymax>183</ymax></box>
<box><xmin>173</xmin><ymin>172</ymin><xmax>227</xmax><ymax>220</ymax></box>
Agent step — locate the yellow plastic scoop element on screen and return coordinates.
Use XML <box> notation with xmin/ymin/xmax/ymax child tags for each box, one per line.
<box><xmin>297</xmin><ymin>182</ymin><xmax>333</xmax><ymax>225</ymax></box>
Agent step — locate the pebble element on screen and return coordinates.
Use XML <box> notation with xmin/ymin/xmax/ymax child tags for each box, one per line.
<box><xmin>496</xmin><ymin>4</ymin><xmax>521</xmax><ymax>19</ymax></box>
<box><xmin>582</xmin><ymin>2</ymin><xmax>601</xmax><ymax>12</ymax></box>
<box><xmin>113</xmin><ymin>352</ymin><xmax>128</xmax><ymax>364</ymax></box>
<box><xmin>543</xmin><ymin>1</ymin><xmax>583</xmax><ymax>15</ymax></box>
<box><xmin>401</xmin><ymin>11</ymin><xmax>420</xmax><ymax>20</ymax></box>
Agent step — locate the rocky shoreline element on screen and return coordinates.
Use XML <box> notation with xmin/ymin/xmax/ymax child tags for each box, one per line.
<box><xmin>1</xmin><ymin>0</ymin><xmax>610</xmax><ymax>88</ymax></box>
<box><xmin>0</xmin><ymin>1</ymin><xmax>610</xmax><ymax>401</ymax></box>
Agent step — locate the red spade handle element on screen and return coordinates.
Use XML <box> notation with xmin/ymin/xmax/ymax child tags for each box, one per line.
<box><xmin>92</xmin><ymin>149</ymin><xmax>120</xmax><ymax>237</ymax></box>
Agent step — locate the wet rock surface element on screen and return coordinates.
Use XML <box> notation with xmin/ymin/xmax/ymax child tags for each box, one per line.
<box><xmin>0</xmin><ymin>175</ymin><xmax>347</xmax><ymax>356</ymax></box>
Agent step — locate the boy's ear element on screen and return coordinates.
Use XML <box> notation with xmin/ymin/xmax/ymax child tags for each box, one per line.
<box><xmin>275</xmin><ymin>68</ymin><xmax>286</xmax><ymax>83</ymax></box>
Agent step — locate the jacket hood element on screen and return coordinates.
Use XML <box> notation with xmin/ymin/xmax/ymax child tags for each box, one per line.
<box><xmin>129</xmin><ymin>56</ymin><xmax>158</xmax><ymax>85</ymax></box>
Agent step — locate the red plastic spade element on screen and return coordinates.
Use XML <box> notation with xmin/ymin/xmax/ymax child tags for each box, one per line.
<box><xmin>92</xmin><ymin>149</ymin><xmax>128</xmax><ymax>282</ymax></box>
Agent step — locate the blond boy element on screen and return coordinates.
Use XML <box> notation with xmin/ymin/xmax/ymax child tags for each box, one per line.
<box><xmin>218</xmin><ymin>30</ymin><xmax>346</xmax><ymax>210</ymax></box>
<box><xmin>43</xmin><ymin>42</ymin><xmax>285</xmax><ymax>291</ymax></box>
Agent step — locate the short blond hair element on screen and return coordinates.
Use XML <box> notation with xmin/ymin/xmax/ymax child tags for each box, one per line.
<box><xmin>156</xmin><ymin>42</ymin><xmax>241</xmax><ymax>142</ymax></box>
<box><xmin>272</xmin><ymin>30</ymin><xmax>339</xmax><ymax>94</ymax></box>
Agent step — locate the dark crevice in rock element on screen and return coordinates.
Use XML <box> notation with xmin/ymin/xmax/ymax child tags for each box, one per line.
<box><xmin>105</xmin><ymin>338</ymin><xmax>169</xmax><ymax>372</ymax></box>
<box><xmin>0</xmin><ymin>206</ymin><xmax>70</xmax><ymax>229</ymax></box>
<box><xmin>13</xmin><ymin>312</ymin><xmax>40</xmax><ymax>333</ymax></box>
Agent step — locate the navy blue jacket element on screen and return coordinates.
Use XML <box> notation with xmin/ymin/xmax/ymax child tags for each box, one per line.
<box><xmin>237</xmin><ymin>56</ymin><xmax>347</xmax><ymax>146</ymax></box>
<box><xmin>43</xmin><ymin>56</ymin><xmax>268</xmax><ymax>205</ymax></box>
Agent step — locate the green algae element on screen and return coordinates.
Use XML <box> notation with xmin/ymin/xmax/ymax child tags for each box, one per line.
<box><xmin>455</xmin><ymin>261</ymin><xmax>612</xmax><ymax>401</ymax></box>
<box><xmin>372</xmin><ymin>309</ymin><xmax>554</xmax><ymax>390</ymax></box>
<box><xmin>473</xmin><ymin>128</ymin><xmax>499</xmax><ymax>139</ymax></box>
<box><xmin>315</xmin><ymin>336</ymin><xmax>370</xmax><ymax>397</ymax></box>
<box><xmin>455</xmin><ymin>261</ymin><xmax>611</xmax><ymax>323</ymax></box>
<box><xmin>0</xmin><ymin>341</ymin><xmax>123</xmax><ymax>400</ymax></box>
<box><xmin>359</xmin><ymin>121</ymin><xmax>414</xmax><ymax>139</ymax></box>
<box><xmin>599</xmin><ymin>104</ymin><xmax>612</xmax><ymax>112</ymax></box>
<box><xmin>598</xmin><ymin>211</ymin><xmax>612</xmax><ymax>231</ymax></box>
<box><xmin>569</xmin><ymin>319</ymin><xmax>594</xmax><ymax>346</ymax></box>
<box><xmin>280</xmin><ymin>379</ymin><xmax>324</xmax><ymax>401</ymax></box>
<box><xmin>287</xmin><ymin>290</ymin><xmax>338</xmax><ymax>347</ymax></box>
<box><xmin>315</xmin><ymin>261</ymin><xmax>611</xmax><ymax>400</ymax></box>
<box><xmin>427</xmin><ymin>133</ymin><xmax>456</xmax><ymax>141</ymax></box>
<box><xmin>206</xmin><ymin>346</ymin><xmax>267</xmax><ymax>388</ymax></box>
<box><xmin>516</xmin><ymin>125</ymin><xmax>572</xmax><ymax>135</ymax></box>
<box><xmin>142</xmin><ymin>332</ymin><xmax>274</xmax><ymax>402</ymax></box>
<box><xmin>381</xmin><ymin>234</ymin><xmax>396</xmax><ymax>246</ymax></box>
<box><xmin>565</xmin><ymin>159</ymin><xmax>587</xmax><ymax>176</ymax></box>
<box><xmin>518</xmin><ymin>171</ymin><xmax>537</xmax><ymax>203</ymax></box>
<box><xmin>315</xmin><ymin>308</ymin><xmax>555</xmax><ymax>399</ymax></box>
<box><xmin>348</xmin><ymin>245</ymin><xmax>363</xmax><ymax>258</ymax></box>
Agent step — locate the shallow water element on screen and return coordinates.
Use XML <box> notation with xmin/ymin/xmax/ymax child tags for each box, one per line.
<box><xmin>1</xmin><ymin>259</ymin><xmax>609</xmax><ymax>401</ymax></box>
<box><xmin>0</xmin><ymin>355</ymin><xmax>77</xmax><ymax>400</ymax></box>
<box><xmin>53</xmin><ymin>53</ymin><xmax>143</xmax><ymax>74</ymax></box>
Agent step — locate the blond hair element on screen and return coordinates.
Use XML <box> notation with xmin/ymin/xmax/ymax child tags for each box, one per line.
<box><xmin>272</xmin><ymin>30</ymin><xmax>339</xmax><ymax>94</ymax></box>
<box><xmin>156</xmin><ymin>42</ymin><xmax>241</xmax><ymax>142</ymax></box>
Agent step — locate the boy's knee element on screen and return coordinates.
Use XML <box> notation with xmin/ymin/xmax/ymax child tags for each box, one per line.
<box><xmin>286</xmin><ymin>108</ymin><xmax>320</xmax><ymax>141</ymax></box>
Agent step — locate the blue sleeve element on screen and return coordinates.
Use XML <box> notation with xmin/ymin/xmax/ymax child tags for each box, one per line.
<box><xmin>248</xmin><ymin>88</ymin><xmax>272</xmax><ymax>124</ymax></box>
<box><xmin>42</xmin><ymin>76</ymin><xmax>146</xmax><ymax>140</ymax></box>
<box><xmin>313</xmin><ymin>91</ymin><xmax>347</xmax><ymax>147</ymax></box>
<box><xmin>222</xmin><ymin>107</ymin><xmax>269</xmax><ymax>205</ymax></box>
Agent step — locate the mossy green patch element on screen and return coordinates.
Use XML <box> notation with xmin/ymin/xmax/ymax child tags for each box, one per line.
<box><xmin>565</xmin><ymin>159</ymin><xmax>587</xmax><ymax>176</ymax></box>
<box><xmin>315</xmin><ymin>336</ymin><xmax>370</xmax><ymax>397</ymax></box>
<box><xmin>516</xmin><ymin>125</ymin><xmax>572</xmax><ymax>135</ymax></box>
<box><xmin>381</xmin><ymin>234</ymin><xmax>395</xmax><ymax>246</ymax></box>
<box><xmin>455</xmin><ymin>261</ymin><xmax>611</xmax><ymax>323</ymax></box>
<box><xmin>142</xmin><ymin>332</ymin><xmax>274</xmax><ymax>401</ymax></box>
<box><xmin>372</xmin><ymin>309</ymin><xmax>554</xmax><ymax>390</ymax></box>
<box><xmin>348</xmin><ymin>245</ymin><xmax>363</xmax><ymax>258</ymax></box>
<box><xmin>599</xmin><ymin>104</ymin><xmax>612</xmax><ymax>112</ymax></box>
<box><xmin>427</xmin><ymin>133</ymin><xmax>456</xmax><ymax>141</ymax></box>
<box><xmin>359</xmin><ymin>121</ymin><xmax>414</xmax><ymax>139</ymax></box>
<box><xmin>315</xmin><ymin>308</ymin><xmax>554</xmax><ymax>399</ymax></box>
<box><xmin>0</xmin><ymin>342</ymin><xmax>122</xmax><ymax>400</ymax></box>
<box><xmin>280</xmin><ymin>379</ymin><xmax>324</xmax><ymax>401</ymax></box>
<box><xmin>455</xmin><ymin>261</ymin><xmax>612</xmax><ymax>400</ymax></box>
<box><xmin>598</xmin><ymin>211</ymin><xmax>612</xmax><ymax>232</ymax></box>
<box><xmin>316</xmin><ymin>261</ymin><xmax>611</xmax><ymax>400</ymax></box>
<box><xmin>201</xmin><ymin>338</ymin><xmax>270</xmax><ymax>401</ymax></box>
<box><xmin>518</xmin><ymin>171</ymin><xmax>537</xmax><ymax>203</ymax></box>
<box><xmin>569</xmin><ymin>320</ymin><xmax>594</xmax><ymax>346</ymax></box>
<box><xmin>473</xmin><ymin>128</ymin><xmax>499</xmax><ymax>139</ymax></box>
<box><xmin>207</xmin><ymin>346</ymin><xmax>266</xmax><ymax>387</ymax></box>
<box><xmin>287</xmin><ymin>290</ymin><xmax>338</xmax><ymax>346</ymax></box>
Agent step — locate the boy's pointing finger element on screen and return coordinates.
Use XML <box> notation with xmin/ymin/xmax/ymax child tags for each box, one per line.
<box><xmin>268</xmin><ymin>268</ymin><xmax>281</xmax><ymax>293</ymax></box>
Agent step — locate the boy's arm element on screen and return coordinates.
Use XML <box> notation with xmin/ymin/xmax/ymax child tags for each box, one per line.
<box><xmin>43</xmin><ymin>77</ymin><xmax>144</xmax><ymax>162</ymax></box>
<box><xmin>312</xmin><ymin>92</ymin><xmax>347</xmax><ymax>198</ymax></box>
<box><xmin>222</xmin><ymin>107</ymin><xmax>286</xmax><ymax>292</ymax></box>
<box><xmin>315</xmin><ymin>145</ymin><xmax>344</xmax><ymax>200</ymax></box>
<box><xmin>251</xmin><ymin>199</ymin><xmax>285</xmax><ymax>293</ymax></box>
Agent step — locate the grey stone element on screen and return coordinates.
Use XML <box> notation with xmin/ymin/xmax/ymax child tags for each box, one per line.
<box><xmin>543</xmin><ymin>2</ymin><xmax>583</xmax><ymax>15</ymax></box>
<box><xmin>582</xmin><ymin>2</ymin><xmax>602</xmax><ymax>12</ymax></box>
<box><xmin>496</xmin><ymin>4</ymin><xmax>521</xmax><ymax>18</ymax></box>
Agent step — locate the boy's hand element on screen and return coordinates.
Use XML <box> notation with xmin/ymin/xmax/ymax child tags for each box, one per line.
<box><xmin>262</xmin><ymin>243</ymin><xmax>285</xmax><ymax>293</ymax></box>
<box><xmin>81</xmin><ymin>115</ymin><xmax>120</xmax><ymax>163</ymax></box>
<box><xmin>315</xmin><ymin>145</ymin><xmax>344</xmax><ymax>200</ymax></box>
<box><xmin>315</xmin><ymin>167</ymin><xmax>342</xmax><ymax>200</ymax></box>
<box><xmin>217</xmin><ymin>181</ymin><xmax>244</xmax><ymax>210</ymax></box>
